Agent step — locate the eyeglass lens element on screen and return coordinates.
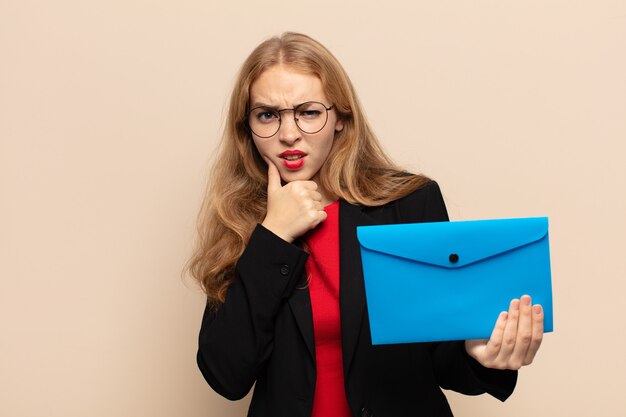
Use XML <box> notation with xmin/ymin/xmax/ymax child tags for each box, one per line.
<box><xmin>248</xmin><ymin>101</ymin><xmax>330</xmax><ymax>138</ymax></box>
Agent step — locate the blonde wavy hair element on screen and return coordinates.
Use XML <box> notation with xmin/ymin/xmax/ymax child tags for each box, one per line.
<box><xmin>188</xmin><ymin>32</ymin><xmax>429</xmax><ymax>307</ymax></box>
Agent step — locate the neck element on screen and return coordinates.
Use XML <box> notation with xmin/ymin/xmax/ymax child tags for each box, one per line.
<box><xmin>320</xmin><ymin>188</ymin><xmax>337</xmax><ymax>207</ymax></box>
<box><xmin>313</xmin><ymin>173</ymin><xmax>336</xmax><ymax>207</ymax></box>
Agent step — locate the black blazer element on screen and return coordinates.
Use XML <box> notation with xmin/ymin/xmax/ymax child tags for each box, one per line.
<box><xmin>197</xmin><ymin>182</ymin><xmax>516</xmax><ymax>417</ymax></box>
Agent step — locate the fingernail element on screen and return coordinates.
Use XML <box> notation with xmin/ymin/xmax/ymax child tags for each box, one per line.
<box><xmin>501</xmin><ymin>311</ymin><xmax>508</xmax><ymax>322</ymax></box>
<box><xmin>511</xmin><ymin>299</ymin><xmax>520</xmax><ymax>310</ymax></box>
<box><xmin>521</xmin><ymin>295</ymin><xmax>531</xmax><ymax>306</ymax></box>
<box><xmin>533</xmin><ymin>305</ymin><xmax>543</xmax><ymax>314</ymax></box>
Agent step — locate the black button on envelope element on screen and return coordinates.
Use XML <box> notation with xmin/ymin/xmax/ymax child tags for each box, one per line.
<box><xmin>449</xmin><ymin>253</ymin><xmax>459</xmax><ymax>263</ymax></box>
<box><xmin>280</xmin><ymin>265</ymin><xmax>290</xmax><ymax>276</ymax></box>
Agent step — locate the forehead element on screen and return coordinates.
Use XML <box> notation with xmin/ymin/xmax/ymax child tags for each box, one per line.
<box><xmin>249</xmin><ymin>65</ymin><xmax>328</xmax><ymax>107</ymax></box>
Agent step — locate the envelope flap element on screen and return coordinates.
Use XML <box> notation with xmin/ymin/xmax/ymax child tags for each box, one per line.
<box><xmin>357</xmin><ymin>217</ymin><xmax>549</xmax><ymax>268</ymax></box>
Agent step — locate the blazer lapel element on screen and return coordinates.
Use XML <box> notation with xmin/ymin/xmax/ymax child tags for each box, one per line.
<box><xmin>286</xmin><ymin>200</ymin><xmax>379</xmax><ymax>370</ymax></box>
<box><xmin>288</xmin><ymin>277</ymin><xmax>315</xmax><ymax>361</ymax></box>
<box><xmin>339</xmin><ymin>200</ymin><xmax>377</xmax><ymax>376</ymax></box>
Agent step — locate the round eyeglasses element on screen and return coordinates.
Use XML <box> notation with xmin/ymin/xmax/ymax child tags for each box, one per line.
<box><xmin>247</xmin><ymin>101</ymin><xmax>334</xmax><ymax>138</ymax></box>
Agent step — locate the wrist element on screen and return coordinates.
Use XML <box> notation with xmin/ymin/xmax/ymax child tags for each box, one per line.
<box><xmin>261</xmin><ymin>220</ymin><xmax>294</xmax><ymax>243</ymax></box>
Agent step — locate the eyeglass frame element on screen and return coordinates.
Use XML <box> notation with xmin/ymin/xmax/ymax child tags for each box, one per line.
<box><xmin>245</xmin><ymin>101</ymin><xmax>335</xmax><ymax>138</ymax></box>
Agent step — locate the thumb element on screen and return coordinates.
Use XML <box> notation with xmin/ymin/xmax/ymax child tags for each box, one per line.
<box><xmin>265</xmin><ymin>158</ymin><xmax>282</xmax><ymax>193</ymax></box>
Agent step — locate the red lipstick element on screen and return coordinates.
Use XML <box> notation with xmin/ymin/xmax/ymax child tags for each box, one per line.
<box><xmin>279</xmin><ymin>150</ymin><xmax>307</xmax><ymax>170</ymax></box>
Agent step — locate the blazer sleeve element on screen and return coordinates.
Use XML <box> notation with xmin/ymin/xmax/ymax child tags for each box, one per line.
<box><xmin>400</xmin><ymin>181</ymin><xmax>517</xmax><ymax>401</ymax></box>
<box><xmin>196</xmin><ymin>224</ymin><xmax>308</xmax><ymax>400</ymax></box>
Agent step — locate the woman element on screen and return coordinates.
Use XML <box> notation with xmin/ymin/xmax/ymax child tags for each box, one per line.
<box><xmin>189</xmin><ymin>32</ymin><xmax>544</xmax><ymax>417</ymax></box>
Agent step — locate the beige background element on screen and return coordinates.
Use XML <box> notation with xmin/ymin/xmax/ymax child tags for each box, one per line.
<box><xmin>1</xmin><ymin>1</ymin><xmax>625</xmax><ymax>416</ymax></box>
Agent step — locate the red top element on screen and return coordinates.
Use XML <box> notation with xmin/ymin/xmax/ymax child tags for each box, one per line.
<box><xmin>305</xmin><ymin>201</ymin><xmax>352</xmax><ymax>417</ymax></box>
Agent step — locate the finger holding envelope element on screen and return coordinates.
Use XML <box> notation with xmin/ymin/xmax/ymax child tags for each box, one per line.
<box><xmin>261</xmin><ymin>157</ymin><xmax>327</xmax><ymax>243</ymax></box>
<box><xmin>465</xmin><ymin>295</ymin><xmax>544</xmax><ymax>370</ymax></box>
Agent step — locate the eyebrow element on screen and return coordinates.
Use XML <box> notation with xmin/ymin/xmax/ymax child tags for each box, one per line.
<box><xmin>249</xmin><ymin>101</ymin><xmax>310</xmax><ymax>110</ymax></box>
<box><xmin>249</xmin><ymin>102</ymin><xmax>276</xmax><ymax>109</ymax></box>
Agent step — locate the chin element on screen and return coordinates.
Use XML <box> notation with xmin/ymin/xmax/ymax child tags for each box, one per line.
<box><xmin>281</xmin><ymin>174</ymin><xmax>309</xmax><ymax>183</ymax></box>
<box><xmin>280</xmin><ymin>170</ymin><xmax>314</xmax><ymax>183</ymax></box>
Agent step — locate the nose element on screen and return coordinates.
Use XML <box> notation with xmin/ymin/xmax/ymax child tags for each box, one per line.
<box><xmin>277</xmin><ymin>111</ymin><xmax>301</xmax><ymax>145</ymax></box>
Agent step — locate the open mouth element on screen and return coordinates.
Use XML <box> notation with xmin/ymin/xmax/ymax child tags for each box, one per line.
<box><xmin>281</xmin><ymin>154</ymin><xmax>305</xmax><ymax>161</ymax></box>
<box><xmin>279</xmin><ymin>151</ymin><xmax>307</xmax><ymax>169</ymax></box>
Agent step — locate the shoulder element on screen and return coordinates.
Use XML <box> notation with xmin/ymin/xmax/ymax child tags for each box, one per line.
<box><xmin>362</xmin><ymin>180</ymin><xmax>449</xmax><ymax>224</ymax></box>
<box><xmin>396</xmin><ymin>180</ymin><xmax>449</xmax><ymax>223</ymax></box>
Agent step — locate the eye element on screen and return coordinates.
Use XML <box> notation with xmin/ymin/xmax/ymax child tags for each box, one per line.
<box><xmin>296</xmin><ymin>103</ymin><xmax>324</xmax><ymax>119</ymax></box>
<box><xmin>298</xmin><ymin>110</ymin><xmax>322</xmax><ymax>119</ymax></box>
<box><xmin>253</xmin><ymin>108</ymin><xmax>279</xmax><ymax>123</ymax></box>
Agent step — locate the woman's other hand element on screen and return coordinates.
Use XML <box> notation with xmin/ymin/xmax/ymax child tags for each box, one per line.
<box><xmin>261</xmin><ymin>159</ymin><xmax>327</xmax><ymax>243</ymax></box>
<box><xmin>464</xmin><ymin>295</ymin><xmax>544</xmax><ymax>370</ymax></box>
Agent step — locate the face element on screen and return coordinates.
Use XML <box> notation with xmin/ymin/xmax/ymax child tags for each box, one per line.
<box><xmin>248</xmin><ymin>65</ymin><xmax>343</xmax><ymax>188</ymax></box>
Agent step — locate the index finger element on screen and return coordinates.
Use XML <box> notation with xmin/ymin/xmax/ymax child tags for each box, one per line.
<box><xmin>264</xmin><ymin>158</ymin><xmax>282</xmax><ymax>192</ymax></box>
<box><xmin>483</xmin><ymin>310</ymin><xmax>508</xmax><ymax>360</ymax></box>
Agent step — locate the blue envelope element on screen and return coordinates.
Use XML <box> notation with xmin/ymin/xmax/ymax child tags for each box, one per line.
<box><xmin>357</xmin><ymin>217</ymin><xmax>553</xmax><ymax>345</ymax></box>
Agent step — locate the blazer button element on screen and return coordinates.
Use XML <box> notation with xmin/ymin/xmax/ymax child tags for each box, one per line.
<box><xmin>280</xmin><ymin>264</ymin><xmax>290</xmax><ymax>276</ymax></box>
<box><xmin>449</xmin><ymin>253</ymin><xmax>459</xmax><ymax>263</ymax></box>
